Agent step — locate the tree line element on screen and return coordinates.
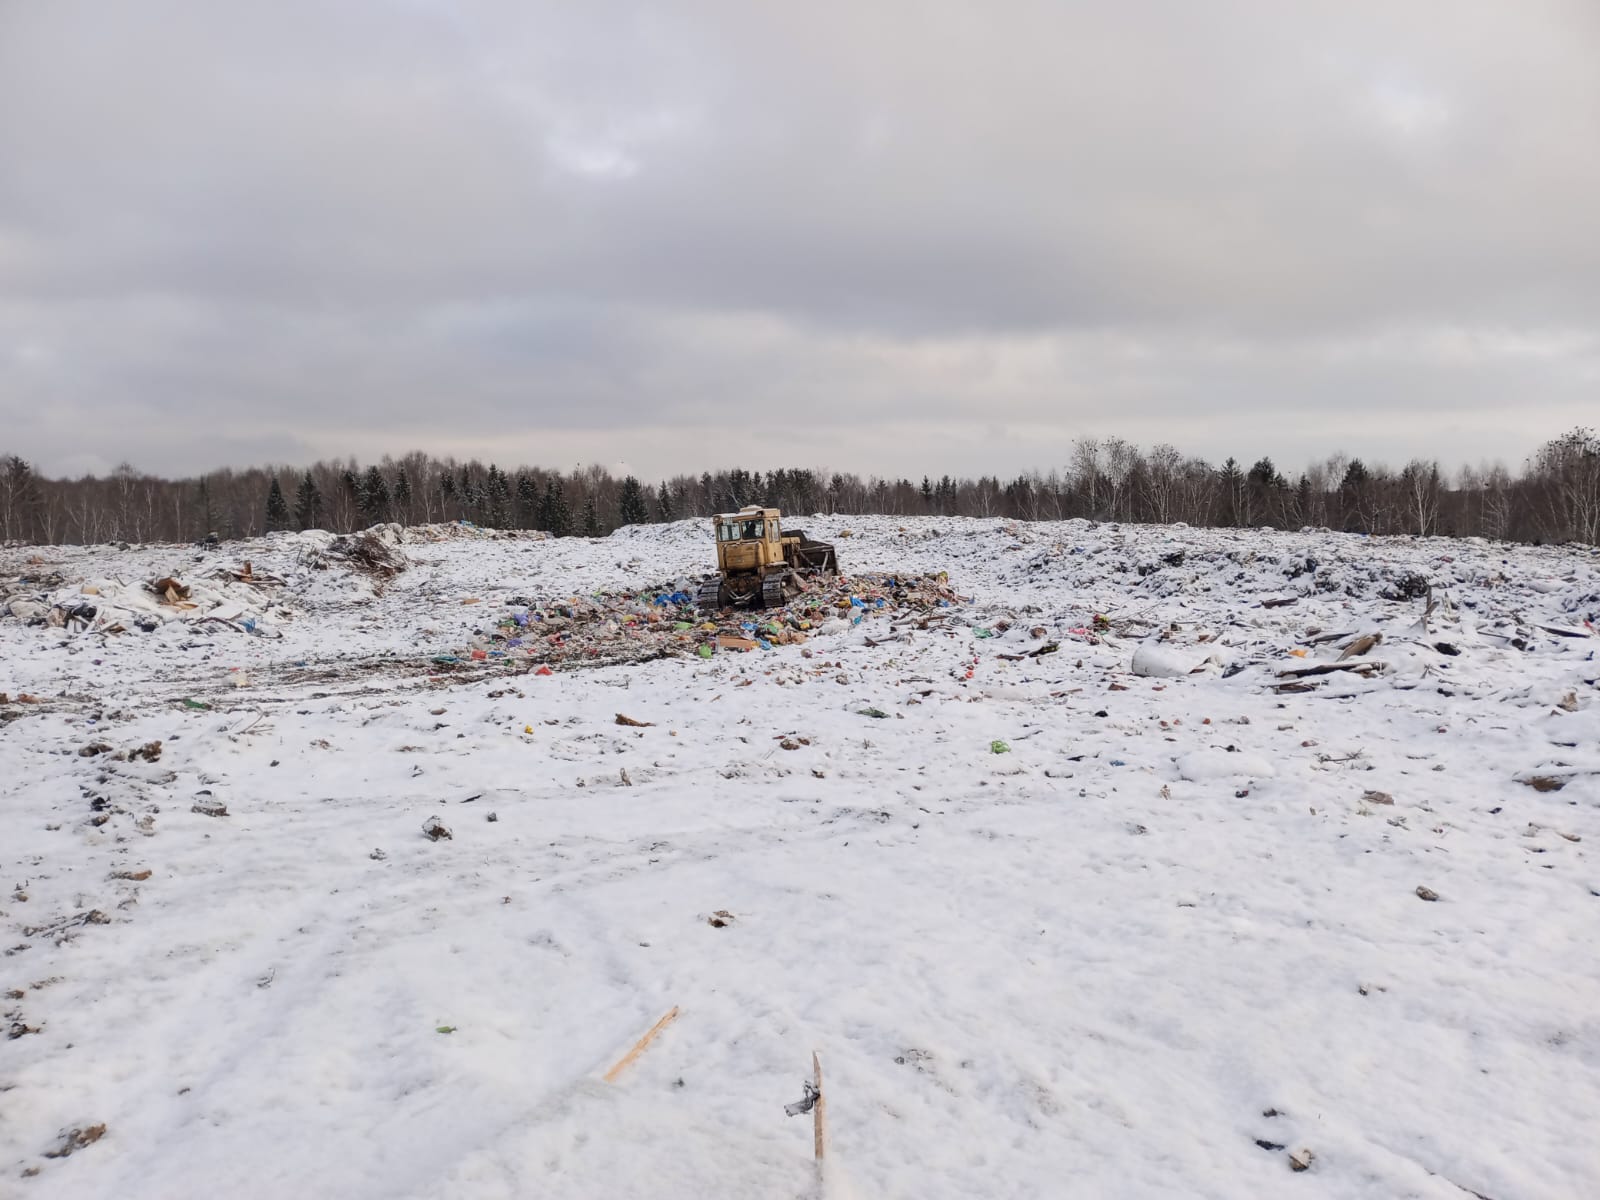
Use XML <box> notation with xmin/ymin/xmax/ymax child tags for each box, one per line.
<box><xmin>1</xmin><ymin>430</ymin><xmax>1597</xmax><ymax>547</ymax></box>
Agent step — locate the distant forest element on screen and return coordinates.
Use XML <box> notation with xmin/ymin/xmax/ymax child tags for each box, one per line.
<box><xmin>2</xmin><ymin>429</ymin><xmax>1598</xmax><ymax>548</ymax></box>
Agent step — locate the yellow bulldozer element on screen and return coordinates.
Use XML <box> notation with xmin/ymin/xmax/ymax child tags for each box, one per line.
<box><xmin>696</xmin><ymin>506</ymin><xmax>839</xmax><ymax>612</ymax></box>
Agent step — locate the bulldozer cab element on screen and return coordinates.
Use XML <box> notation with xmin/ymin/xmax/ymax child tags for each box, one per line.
<box><xmin>714</xmin><ymin>507</ymin><xmax>783</xmax><ymax>572</ymax></box>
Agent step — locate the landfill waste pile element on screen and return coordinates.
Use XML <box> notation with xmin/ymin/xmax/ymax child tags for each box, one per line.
<box><xmin>1</xmin><ymin>555</ymin><xmax>295</xmax><ymax>638</ymax></box>
<box><xmin>963</xmin><ymin>522</ymin><xmax>1600</xmax><ymax>700</ymax></box>
<box><xmin>2</xmin><ymin>515</ymin><xmax>1598</xmax><ymax>1200</ymax></box>
<box><xmin>292</xmin><ymin>526</ymin><xmax>410</xmax><ymax>578</ymax></box>
<box><xmin>0</xmin><ymin>521</ymin><xmax>552</xmax><ymax>649</ymax></box>
<box><xmin>438</xmin><ymin>571</ymin><xmax>964</xmax><ymax>672</ymax></box>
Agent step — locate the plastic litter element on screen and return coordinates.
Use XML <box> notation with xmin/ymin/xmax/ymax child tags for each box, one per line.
<box><xmin>440</xmin><ymin>571</ymin><xmax>963</xmax><ymax>675</ymax></box>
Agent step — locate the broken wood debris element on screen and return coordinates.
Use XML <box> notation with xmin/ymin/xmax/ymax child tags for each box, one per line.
<box><xmin>1337</xmin><ymin>632</ymin><xmax>1383</xmax><ymax>661</ymax></box>
<box><xmin>1278</xmin><ymin>660</ymin><xmax>1388</xmax><ymax>681</ymax></box>
<box><xmin>44</xmin><ymin>1123</ymin><xmax>107</xmax><ymax>1159</ymax></box>
<box><xmin>602</xmin><ymin>1005</ymin><xmax>681</xmax><ymax>1083</ymax></box>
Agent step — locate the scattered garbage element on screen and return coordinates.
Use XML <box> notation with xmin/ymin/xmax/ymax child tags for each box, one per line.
<box><xmin>443</xmin><ymin>572</ymin><xmax>963</xmax><ymax>675</ymax></box>
<box><xmin>190</xmin><ymin>792</ymin><xmax>228</xmax><ymax>818</ymax></box>
<box><xmin>0</xmin><ymin>523</ymin><xmax>528</xmax><ymax>645</ymax></box>
<box><xmin>43</xmin><ymin>1123</ymin><xmax>107</xmax><ymax>1159</ymax></box>
<box><xmin>2</xmin><ymin>562</ymin><xmax>292</xmax><ymax>638</ymax></box>
<box><xmin>422</xmin><ymin>816</ymin><xmax>452</xmax><ymax>841</ymax></box>
<box><xmin>1131</xmin><ymin>641</ymin><xmax>1223</xmax><ymax>678</ymax></box>
<box><xmin>785</xmin><ymin>1080</ymin><xmax>821</xmax><ymax>1117</ymax></box>
<box><xmin>1521</xmin><ymin>775</ymin><xmax>1568</xmax><ymax>792</ymax></box>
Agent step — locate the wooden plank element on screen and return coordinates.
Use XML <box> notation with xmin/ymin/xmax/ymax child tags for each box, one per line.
<box><xmin>602</xmin><ymin>1006</ymin><xmax>680</xmax><ymax>1083</ymax></box>
<box><xmin>1277</xmin><ymin>660</ymin><xmax>1387</xmax><ymax>679</ymax></box>
<box><xmin>813</xmin><ymin>1051</ymin><xmax>826</xmax><ymax>1161</ymax></box>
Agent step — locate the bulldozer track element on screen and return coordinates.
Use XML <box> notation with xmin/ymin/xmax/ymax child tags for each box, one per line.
<box><xmin>695</xmin><ymin>577</ymin><xmax>724</xmax><ymax>613</ymax></box>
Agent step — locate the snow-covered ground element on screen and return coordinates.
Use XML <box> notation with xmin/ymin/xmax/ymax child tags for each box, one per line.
<box><xmin>3</xmin><ymin>516</ymin><xmax>1599</xmax><ymax>1199</ymax></box>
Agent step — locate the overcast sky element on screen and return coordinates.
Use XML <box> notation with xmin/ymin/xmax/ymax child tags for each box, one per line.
<box><xmin>3</xmin><ymin>1</ymin><xmax>1597</xmax><ymax>482</ymax></box>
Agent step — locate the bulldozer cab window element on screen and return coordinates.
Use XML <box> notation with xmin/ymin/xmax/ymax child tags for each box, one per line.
<box><xmin>720</xmin><ymin>519</ymin><xmax>764</xmax><ymax>542</ymax></box>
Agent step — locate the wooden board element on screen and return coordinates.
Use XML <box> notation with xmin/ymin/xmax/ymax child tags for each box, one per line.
<box><xmin>602</xmin><ymin>1006</ymin><xmax>680</xmax><ymax>1083</ymax></box>
<box><xmin>813</xmin><ymin>1050</ymin><xmax>826</xmax><ymax>1161</ymax></box>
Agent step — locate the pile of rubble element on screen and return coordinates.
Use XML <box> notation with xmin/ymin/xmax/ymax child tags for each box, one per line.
<box><xmin>300</xmin><ymin>528</ymin><xmax>409</xmax><ymax>579</ymax></box>
<box><xmin>402</xmin><ymin>521</ymin><xmax>549</xmax><ymax>544</ymax></box>
<box><xmin>2</xmin><ymin>557</ymin><xmax>292</xmax><ymax>638</ymax></box>
<box><xmin>437</xmin><ymin>571</ymin><xmax>963</xmax><ymax>672</ymax></box>
<box><xmin>287</xmin><ymin>521</ymin><xmax>545</xmax><ymax>566</ymax></box>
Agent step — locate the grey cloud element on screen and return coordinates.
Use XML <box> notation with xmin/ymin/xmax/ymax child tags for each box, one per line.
<box><xmin>2</xmin><ymin>0</ymin><xmax>1597</xmax><ymax>479</ymax></box>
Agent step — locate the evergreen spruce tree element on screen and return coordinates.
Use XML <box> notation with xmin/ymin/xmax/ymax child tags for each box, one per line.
<box><xmin>486</xmin><ymin>464</ymin><xmax>510</xmax><ymax>528</ymax></box>
<box><xmin>294</xmin><ymin>471</ymin><xmax>322</xmax><ymax>530</ymax></box>
<box><xmin>618</xmin><ymin>475</ymin><xmax>648</xmax><ymax>525</ymax></box>
<box><xmin>393</xmin><ymin>466</ymin><xmax>412</xmax><ymax>521</ymax></box>
<box><xmin>265</xmin><ymin>476</ymin><xmax>290</xmax><ymax>531</ymax></box>
<box><xmin>438</xmin><ymin>470</ymin><xmax>457</xmax><ymax>519</ymax></box>
<box><xmin>360</xmin><ymin>465</ymin><xmax>389</xmax><ymax>522</ymax></box>
<box><xmin>656</xmin><ymin>480</ymin><xmax>674</xmax><ymax>522</ymax></box>
<box><xmin>1339</xmin><ymin>459</ymin><xmax>1371</xmax><ymax>532</ymax></box>
<box><xmin>1219</xmin><ymin>458</ymin><xmax>1246</xmax><ymax>527</ymax></box>
<box><xmin>516</xmin><ymin>472</ymin><xmax>539</xmax><ymax>527</ymax></box>
<box><xmin>539</xmin><ymin>479</ymin><xmax>571</xmax><ymax>536</ymax></box>
<box><xmin>582</xmin><ymin>494</ymin><xmax>601</xmax><ymax>537</ymax></box>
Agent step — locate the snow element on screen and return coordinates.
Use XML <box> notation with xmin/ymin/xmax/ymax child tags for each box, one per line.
<box><xmin>1174</xmin><ymin>748</ymin><xmax>1277</xmax><ymax>781</ymax></box>
<box><xmin>3</xmin><ymin>516</ymin><xmax>1599</xmax><ymax>1198</ymax></box>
